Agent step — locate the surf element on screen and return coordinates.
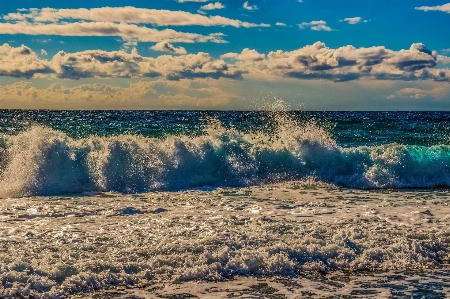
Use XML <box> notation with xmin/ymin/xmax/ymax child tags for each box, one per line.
<box><xmin>1</xmin><ymin>112</ymin><xmax>450</xmax><ymax>197</ymax></box>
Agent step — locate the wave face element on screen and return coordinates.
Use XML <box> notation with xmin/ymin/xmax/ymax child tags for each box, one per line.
<box><xmin>1</xmin><ymin>111</ymin><xmax>450</xmax><ymax>197</ymax></box>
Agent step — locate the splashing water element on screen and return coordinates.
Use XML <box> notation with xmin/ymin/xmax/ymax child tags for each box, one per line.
<box><xmin>0</xmin><ymin>110</ymin><xmax>450</xmax><ymax>197</ymax></box>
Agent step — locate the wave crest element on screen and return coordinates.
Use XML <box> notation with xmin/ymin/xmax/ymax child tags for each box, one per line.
<box><xmin>1</xmin><ymin>116</ymin><xmax>450</xmax><ymax>197</ymax></box>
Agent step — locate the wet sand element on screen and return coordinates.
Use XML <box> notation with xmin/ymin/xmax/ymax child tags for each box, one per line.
<box><xmin>73</xmin><ymin>269</ymin><xmax>450</xmax><ymax>298</ymax></box>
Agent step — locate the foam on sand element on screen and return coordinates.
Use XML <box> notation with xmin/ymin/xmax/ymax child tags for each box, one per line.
<box><xmin>1</xmin><ymin>182</ymin><xmax>450</xmax><ymax>298</ymax></box>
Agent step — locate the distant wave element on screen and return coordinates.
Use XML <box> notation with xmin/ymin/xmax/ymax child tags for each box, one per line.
<box><xmin>1</xmin><ymin>114</ymin><xmax>450</xmax><ymax>197</ymax></box>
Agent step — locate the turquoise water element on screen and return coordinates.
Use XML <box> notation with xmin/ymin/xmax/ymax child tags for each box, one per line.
<box><xmin>1</xmin><ymin>110</ymin><xmax>450</xmax><ymax>196</ymax></box>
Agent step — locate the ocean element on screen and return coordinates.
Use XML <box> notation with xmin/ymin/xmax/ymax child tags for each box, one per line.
<box><xmin>1</xmin><ymin>110</ymin><xmax>450</xmax><ymax>298</ymax></box>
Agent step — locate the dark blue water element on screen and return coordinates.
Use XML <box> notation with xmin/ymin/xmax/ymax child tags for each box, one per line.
<box><xmin>1</xmin><ymin>110</ymin><xmax>450</xmax><ymax>196</ymax></box>
<box><xmin>1</xmin><ymin>110</ymin><xmax>450</xmax><ymax>147</ymax></box>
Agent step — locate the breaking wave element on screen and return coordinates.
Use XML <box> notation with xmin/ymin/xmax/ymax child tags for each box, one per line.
<box><xmin>1</xmin><ymin>113</ymin><xmax>450</xmax><ymax>197</ymax></box>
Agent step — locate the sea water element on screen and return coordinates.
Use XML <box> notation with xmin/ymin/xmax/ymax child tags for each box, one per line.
<box><xmin>0</xmin><ymin>110</ymin><xmax>450</xmax><ymax>298</ymax></box>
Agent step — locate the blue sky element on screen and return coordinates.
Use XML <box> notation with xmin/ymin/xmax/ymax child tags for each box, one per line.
<box><xmin>0</xmin><ymin>0</ymin><xmax>450</xmax><ymax>110</ymax></box>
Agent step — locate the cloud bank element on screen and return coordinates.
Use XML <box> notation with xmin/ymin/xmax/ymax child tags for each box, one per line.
<box><xmin>0</xmin><ymin>7</ymin><xmax>271</xmax><ymax>44</ymax></box>
<box><xmin>222</xmin><ymin>42</ymin><xmax>450</xmax><ymax>82</ymax></box>
<box><xmin>3</xmin><ymin>7</ymin><xmax>267</xmax><ymax>28</ymax></box>
<box><xmin>0</xmin><ymin>43</ymin><xmax>243</xmax><ymax>80</ymax></box>
<box><xmin>2</xmin><ymin>42</ymin><xmax>450</xmax><ymax>83</ymax></box>
<box><xmin>0</xmin><ymin>80</ymin><xmax>237</xmax><ymax>109</ymax></box>
<box><xmin>0</xmin><ymin>22</ymin><xmax>226</xmax><ymax>43</ymax></box>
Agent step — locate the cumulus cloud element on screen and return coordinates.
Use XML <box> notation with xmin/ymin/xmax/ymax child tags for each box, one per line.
<box><xmin>275</xmin><ymin>22</ymin><xmax>287</xmax><ymax>26</ymax></box>
<box><xmin>3</xmin><ymin>7</ymin><xmax>266</xmax><ymax>28</ymax></box>
<box><xmin>151</xmin><ymin>41</ymin><xmax>187</xmax><ymax>55</ymax></box>
<box><xmin>40</xmin><ymin>49</ymin><xmax>48</xmax><ymax>56</ymax></box>
<box><xmin>53</xmin><ymin>49</ymin><xmax>243</xmax><ymax>80</ymax></box>
<box><xmin>0</xmin><ymin>43</ymin><xmax>243</xmax><ymax>81</ymax></box>
<box><xmin>299</xmin><ymin>20</ymin><xmax>333</xmax><ymax>31</ymax></box>
<box><xmin>0</xmin><ymin>43</ymin><xmax>54</xmax><ymax>78</ymax></box>
<box><xmin>200</xmin><ymin>2</ymin><xmax>225</xmax><ymax>10</ymax></box>
<box><xmin>2</xmin><ymin>42</ymin><xmax>450</xmax><ymax>83</ymax></box>
<box><xmin>340</xmin><ymin>17</ymin><xmax>368</xmax><ymax>24</ymax></box>
<box><xmin>415</xmin><ymin>3</ymin><xmax>450</xmax><ymax>13</ymax></box>
<box><xmin>221</xmin><ymin>48</ymin><xmax>265</xmax><ymax>61</ymax></box>
<box><xmin>222</xmin><ymin>42</ymin><xmax>450</xmax><ymax>82</ymax></box>
<box><xmin>243</xmin><ymin>1</ymin><xmax>258</xmax><ymax>11</ymax></box>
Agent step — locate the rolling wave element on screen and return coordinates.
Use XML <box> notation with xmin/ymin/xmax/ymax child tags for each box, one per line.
<box><xmin>1</xmin><ymin>116</ymin><xmax>450</xmax><ymax>197</ymax></box>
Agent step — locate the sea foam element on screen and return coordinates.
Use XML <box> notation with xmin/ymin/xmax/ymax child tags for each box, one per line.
<box><xmin>1</xmin><ymin>185</ymin><xmax>449</xmax><ymax>298</ymax></box>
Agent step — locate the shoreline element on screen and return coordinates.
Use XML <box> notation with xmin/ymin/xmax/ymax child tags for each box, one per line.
<box><xmin>1</xmin><ymin>181</ymin><xmax>450</xmax><ymax>298</ymax></box>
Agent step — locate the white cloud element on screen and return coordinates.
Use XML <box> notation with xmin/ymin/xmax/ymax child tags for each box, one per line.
<box><xmin>340</xmin><ymin>17</ymin><xmax>368</xmax><ymax>25</ymax></box>
<box><xmin>32</xmin><ymin>39</ymin><xmax>51</xmax><ymax>43</ymax></box>
<box><xmin>0</xmin><ymin>43</ymin><xmax>54</xmax><ymax>78</ymax></box>
<box><xmin>275</xmin><ymin>22</ymin><xmax>286</xmax><ymax>26</ymax></box>
<box><xmin>200</xmin><ymin>2</ymin><xmax>225</xmax><ymax>10</ymax></box>
<box><xmin>299</xmin><ymin>20</ymin><xmax>333</xmax><ymax>31</ymax></box>
<box><xmin>221</xmin><ymin>48</ymin><xmax>265</xmax><ymax>61</ymax></box>
<box><xmin>3</xmin><ymin>7</ymin><xmax>265</xmax><ymax>28</ymax></box>
<box><xmin>415</xmin><ymin>3</ymin><xmax>450</xmax><ymax>13</ymax></box>
<box><xmin>122</xmin><ymin>38</ymin><xmax>139</xmax><ymax>50</ymax></box>
<box><xmin>2</xmin><ymin>42</ymin><xmax>450</xmax><ymax>84</ymax></box>
<box><xmin>243</xmin><ymin>1</ymin><xmax>258</xmax><ymax>11</ymax></box>
<box><xmin>151</xmin><ymin>41</ymin><xmax>187</xmax><ymax>55</ymax></box>
<box><xmin>0</xmin><ymin>43</ymin><xmax>243</xmax><ymax>81</ymax></box>
<box><xmin>40</xmin><ymin>49</ymin><xmax>48</xmax><ymax>56</ymax></box>
<box><xmin>437</xmin><ymin>55</ymin><xmax>450</xmax><ymax>65</ymax></box>
<box><xmin>222</xmin><ymin>42</ymin><xmax>450</xmax><ymax>82</ymax></box>
<box><xmin>0</xmin><ymin>22</ymin><xmax>226</xmax><ymax>43</ymax></box>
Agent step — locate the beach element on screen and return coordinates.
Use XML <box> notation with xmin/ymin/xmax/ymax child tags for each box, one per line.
<box><xmin>1</xmin><ymin>0</ymin><xmax>450</xmax><ymax>295</ymax></box>
<box><xmin>2</xmin><ymin>181</ymin><xmax>450</xmax><ymax>298</ymax></box>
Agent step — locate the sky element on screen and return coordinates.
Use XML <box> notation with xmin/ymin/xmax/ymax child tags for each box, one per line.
<box><xmin>0</xmin><ymin>0</ymin><xmax>450</xmax><ymax>110</ymax></box>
